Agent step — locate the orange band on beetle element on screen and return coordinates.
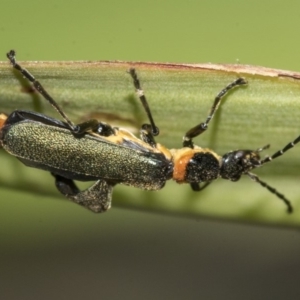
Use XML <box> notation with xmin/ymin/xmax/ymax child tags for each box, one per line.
<box><xmin>172</xmin><ymin>149</ymin><xmax>195</xmax><ymax>183</ymax></box>
<box><xmin>0</xmin><ymin>114</ymin><xmax>7</xmax><ymax>129</ymax></box>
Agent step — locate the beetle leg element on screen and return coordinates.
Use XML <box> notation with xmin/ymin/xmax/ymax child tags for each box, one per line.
<box><xmin>128</xmin><ymin>68</ymin><xmax>160</xmax><ymax>148</ymax></box>
<box><xmin>139</xmin><ymin>127</ymin><xmax>157</xmax><ymax>148</ymax></box>
<box><xmin>74</xmin><ymin>120</ymin><xmax>116</xmax><ymax>137</ymax></box>
<box><xmin>53</xmin><ymin>174</ymin><xmax>114</xmax><ymax>213</ymax></box>
<box><xmin>93</xmin><ymin>122</ymin><xmax>116</xmax><ymax>137</ymax></box>
<box><xmin>7</xmin><ymin>50</ymin><xmax>76</xmax><ymax>132</ymax></box>
<box><xmin>183</xmin><ymin>78</ymin><xmax>247</xmax><ymax>148</ymax></box>
<box><xmin>7</xmin><ymin>50</ymin><xmax>117</xmax><ymax>138</ymax></box>
<box><xmin>190</xmin><ymin>181</ymin><xmax>212</xmax><ymax>192</ymax></box>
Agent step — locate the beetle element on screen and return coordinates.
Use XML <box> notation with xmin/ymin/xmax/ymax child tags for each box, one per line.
<box><xmin>0</xmin><ymin>50</ymin><xmax>298</xmax><ymax>213</ymax></box>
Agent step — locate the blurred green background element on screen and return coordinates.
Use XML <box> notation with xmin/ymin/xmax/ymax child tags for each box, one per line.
<box><xmin>1</xmin><ymin>0</ymin><xmax>300</xmax><ymax>299</ymax></box>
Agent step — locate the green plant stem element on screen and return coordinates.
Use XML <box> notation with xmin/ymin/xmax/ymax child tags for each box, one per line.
<box><xmin>1</xmin><ymin>60</ymin><xmax>300</xmax><ymax>225</ymax></box>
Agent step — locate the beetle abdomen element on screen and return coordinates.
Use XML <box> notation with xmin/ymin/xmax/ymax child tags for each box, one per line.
<box><xmin>2</xmin><ymin>121</ymin><xmax>173</xmax><ymax>190</ymax></box>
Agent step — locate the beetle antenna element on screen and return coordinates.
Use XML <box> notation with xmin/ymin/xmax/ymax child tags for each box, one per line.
<box><xmin>6</xmin><ymin>50</ymin><xmax>76</xmax><ymax>131</ymax></box>
<box><xmin>247</xmin><ymin>172</ymin><xmax>293</xmax><ymax>213</ymax></box>
<box><xmin>128</xmin><ymin>68</ymin><xmax>159</xmax><ymax>136</ymax></box>
<box><xmin>259</xmin><ymin>135</ymin><xmax>300</xmax><ymax>165</ymax></box>
<box><xmin>183</xmin><ymin>78</ymin><xmax>247</xmax><ymax>148</ymax></box>
<box><xmin>255</xmin><ymin>144</ymin><xmax>270</xmax><ymax>153</ymax></box>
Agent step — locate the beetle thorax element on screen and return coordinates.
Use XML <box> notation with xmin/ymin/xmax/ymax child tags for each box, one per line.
<box><xmin>170</xmin><ymin>147</ymin><xmax>221</xmax><ymax>184</ymax></box>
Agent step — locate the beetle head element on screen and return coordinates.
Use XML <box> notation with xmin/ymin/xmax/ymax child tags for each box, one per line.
<box><xmin>220</xmin><ymin>150</ymin><xmax>261</xmax><ymax>181</ymax></box>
